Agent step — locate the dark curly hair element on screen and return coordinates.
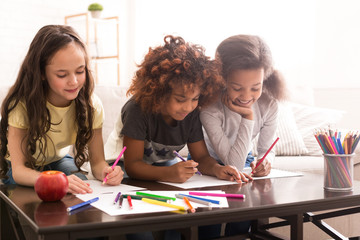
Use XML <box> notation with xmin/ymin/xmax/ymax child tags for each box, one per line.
<box><xmin>0</xmin><ymin>25</ymin><xmax>95</xmax><ymax>179</ymax></box>
<box><xmin>127</xmin><ymin>35</ymin><xmax>225</xmax><ymax>113</ymax></box>
<box><xmin>216</xmin><ymin>34</ymin><xmax>287</xmax><ymax>101</ymax></box>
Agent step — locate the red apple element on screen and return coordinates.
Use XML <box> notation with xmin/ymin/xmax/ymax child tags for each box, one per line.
<box><xmin>34</xmin><ymin>170</ymin><xmax>69</xmax><ymax>202</ymax></box>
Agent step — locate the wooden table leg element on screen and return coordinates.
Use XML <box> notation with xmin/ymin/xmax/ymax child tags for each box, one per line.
<box><xmin>287</xmin><ymin>214</ymin><xmax>303</xmax><ymax>240</ymax></box>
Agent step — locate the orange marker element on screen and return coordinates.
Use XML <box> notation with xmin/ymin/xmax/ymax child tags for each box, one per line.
<box><xmin>183</xmin><ymin>196</ymin><xmax>195</xmax><ymax>213</ymax></box>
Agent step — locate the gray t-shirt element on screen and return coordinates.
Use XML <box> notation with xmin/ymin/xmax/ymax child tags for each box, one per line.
<box><xmin>121</xmin><ymin>98</ymin><xmax>204</xmax><ymax>165</ymax></box>
<box><xmin>200</xmin><ymin>94</ymin><xmax>278</xmax><ymax>170</ymax></box>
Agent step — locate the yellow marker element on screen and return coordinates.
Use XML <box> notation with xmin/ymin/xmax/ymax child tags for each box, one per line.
<box><xmin>142</xmin><ymin>198</ymin><xmax>186</xmax><ymax>211</ymax></box>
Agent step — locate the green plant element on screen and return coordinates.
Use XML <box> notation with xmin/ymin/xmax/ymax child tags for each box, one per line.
<box><xmin>88</xmin><ymin>3</ymin><xmax>103</xmax><ymax>11</ymax></box>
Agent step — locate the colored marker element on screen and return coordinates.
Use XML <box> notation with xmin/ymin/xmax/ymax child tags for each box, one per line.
<box><xmin>127</xmin><ymin>195</ymin><xmax>133</xmax><ymax>209</ymax></box>
<box><xmin>175</xmin><ymin>194</ymin><xmax>211</xmax><ymax>206</ymax></box>
<box><xmin>173</xmin><ymin>150</ymin><xmax>202</xmax><ymax>175</ymax></box>
<box><xmin>123</xmin><ymin>194</ymin><xmax>169</xmax><ymax>203</ymax></box>
<box><xmin>103</xmin><ymin>146</ymin><xmax>127</xmax><ymax>184</ymax></box>
<box><xmin>136</xmin><ymin>192</ymin><xmax>176</xmax><ymax>201</ymax></box>
<box><xmin>142</xmin><ymin>198</ymin><xmax>186</xmax><ymax>211</ymax></box>
<box><xmin>183</xmin><ymin>196</ymin><xmax>195</xmax><ymax>213</ymax></box>
<box><xmin>189</xmin><ymin>192</ymin><xmax>245</xmax><ymax>199</ymax></box>
<box><xmin>118</xmin><ymin>194</ymin><xmax>124</xmax><ymax>208</ymax></box>
<box><xmin>251</xmin><ymin>137</ymin><xmax>279</xmax><ymax>174</ymax></box>
<box><xmin>178</xmin><ymin>193</ymin><xmax>220</xmax><ymax>204</ymax></box>
<box><xmin>67</xmin><ymin>197</ymin><xmax>99</xmax><ymax>212</ymax></box>
<box><xmin>113</xmin><ymin>192</ymin><xmax>121</xmax><ymax>204</ymax></box>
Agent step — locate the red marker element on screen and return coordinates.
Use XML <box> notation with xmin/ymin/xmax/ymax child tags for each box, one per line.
<box><xmin>127</xmin><ymin>195</ymin><xmax>133</xmax><ymax>209</ymax></box>
<box><xmin>251</xmin><ymin>137</ymin><xmax>279</xmax><ymax>174</ymax></box>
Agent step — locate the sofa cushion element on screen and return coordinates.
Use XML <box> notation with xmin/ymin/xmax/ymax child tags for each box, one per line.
<box><xmin>290</xmin><ymin>103</ymin><xmax>345</xmax><ymax>156</ymax></box>
<box><xmin>252</xmin><ymin>102</ymin><xmax>308</xmax><ymax>156</ymax></box>
<box><xmin>94</xmin><ymin>85</ymin><xmax>129</xmax><ymax>143</ymax></box>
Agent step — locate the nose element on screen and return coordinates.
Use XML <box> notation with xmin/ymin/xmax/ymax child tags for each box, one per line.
<box><xmin>183</xmin><ymin>100</ymin><xmax>196</xmax><ymax>112</ymax></box>
<box><xmin>239</xmin><ymin>88</ymin><xmax>251</xmax><ymax>99</ymax></box>
<box><xmin>68</xmin><ymin>74</ymin><xmax>78</xmax><ymax>85</ymax></box>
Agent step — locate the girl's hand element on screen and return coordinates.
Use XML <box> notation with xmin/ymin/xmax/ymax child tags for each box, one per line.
<box><xmin>167</xmin><ymin>160</ymin><xmax>199</xmax><ymax>183</ymax></box>
<box><xmin>250</xmin><ymin>158</ymin><xmax>272</xmax><ymax>177</ymax></box>
<box><xmin>222</xmin><ymin>93</ymin><xmax>253</xmax><ymax>120</ymax></box>
<box><xmin>214</xmin><ymin>165</ymin><xmax>252</xmax><ymax>183</ymax></box>
<box><xmin>102</xmin><ymin>165</ymin><xmax>124</xmax><ymax>186</ymax></box>
<box><xmin>67</xmin><ymin>175</ymin><xmax>93</xmax><ymax>194</ymax></box>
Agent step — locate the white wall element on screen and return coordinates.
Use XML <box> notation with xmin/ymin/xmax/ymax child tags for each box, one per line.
<box><xmin>1</xmin><ymin>0</ymin><xmax>360</xmax><ymax>89</ymax></box>
<box><xmin>0</xmin><ymin>0</ymin><xmax>130</xmax><ymax>87</ymax></box>
<box><xmin>129</xmin><ymin>0</ymin><xmax>360</xmax><ymax>89</ymax></box>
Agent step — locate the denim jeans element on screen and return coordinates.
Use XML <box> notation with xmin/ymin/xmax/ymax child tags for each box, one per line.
<box><xmin>2</xmin><ymin>154</ymin><xmax>87</xmax><ymax>185</ymax></box>
<box><xmin>245</xmin><ymin>151</ymin><xmax>255</xmax><ymax>168</ymax></box>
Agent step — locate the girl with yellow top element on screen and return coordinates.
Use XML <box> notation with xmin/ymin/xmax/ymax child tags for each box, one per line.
<box><xmin>0</xmin><ymin>25</ymin><xmax>123</xmax><ymax>194</ymax></box>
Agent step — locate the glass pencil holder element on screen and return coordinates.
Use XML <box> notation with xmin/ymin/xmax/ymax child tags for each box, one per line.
<box><xmin>323</xmin><ymin>153</ymin><xmax>354</xmax><ymax>192</ymax></box>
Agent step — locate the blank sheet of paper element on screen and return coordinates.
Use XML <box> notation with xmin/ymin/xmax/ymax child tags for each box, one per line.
<box><xmin>158</xmin><ymin>174</ymin><xmax>239</xmax><ymax>189</ymax></box>
<box><xmin>244</xmin><ymin>168</ymin><xmax>303</xmax><ymax>180</ymax></box>
<box><xmin>159</xmin><ymin>169</ymin><xmax>303</xmax><ymax>189</ymax></box>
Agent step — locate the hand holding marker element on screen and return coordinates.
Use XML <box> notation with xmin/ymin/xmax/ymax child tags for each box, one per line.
<box><xmin>173</xmin><ymin>150</ymin><xmax>202</xmax><ymax>175</ymax></box>
<box><xmin>251</xmin><ymin>137</ymin><xmax>279</xmax><ymax>174</ymax></box>
<box><xmin>103</xmin><ymin>146</ymin><xmax>127</xmax><ymax>184</ymax></box>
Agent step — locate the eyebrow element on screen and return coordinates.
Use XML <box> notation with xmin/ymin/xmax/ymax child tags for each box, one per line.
<box><xmin>54</xmin><ymin>65</ymin><xmax>86</xmax><ymax>72</ymax></box>
<box><xmin>231</xmin><ymin>82</ymin><xmax>262</xmax><ymax>87</ymax></box>
<box><xmin>173</xmin><ymin>93</ymin><xmax>200</xmax><ymax>99</ymax></box>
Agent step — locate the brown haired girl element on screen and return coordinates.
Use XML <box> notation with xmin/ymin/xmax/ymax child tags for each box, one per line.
<box><xmin>200</xmin><ymin>34</ymin><xmax>287</xmax><ymax>238</ymax></box>
<box><xmin>201</xmin><ymin>34</ymin><xmax>287</xmax><ymax>177</ymax></box>
<box><xmin>0</xmin><ymin>25</ymin><xmax>123</xmax><ymax>193</ymax></box>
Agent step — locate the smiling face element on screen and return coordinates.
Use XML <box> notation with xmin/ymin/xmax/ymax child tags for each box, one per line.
<box><xmin>226</xmin><ymin>68</ymin><xmax>264</xmax><ymax>108</ymax></box>
<box><xmin>45</xmin><ymin>42</ymin><xmax>86</xmax><ymax>107</ymax></box>
<box><xmin>161</xmin><ymin>85</ymin><xmax>200</xmax><ymax>126</ymax></box>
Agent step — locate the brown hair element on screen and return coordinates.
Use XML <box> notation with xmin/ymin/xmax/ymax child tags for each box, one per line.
<box><xmin>216</xmin><ymin>34</ymin><xmax>287</xmax><ymax>100</ymax></box>
<box><xmin>127</xmin><ymin>35</ymin><xmax>225</xmax><ymax>113</ymax></box>
<box><xmin>0</xmin><ymin>25</ymin><xmax>95</xmax><ymax>178</ymax></box>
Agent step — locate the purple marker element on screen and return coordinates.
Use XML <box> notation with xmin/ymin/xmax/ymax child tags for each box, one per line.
<box><xmin>173</xmin><ymin>150</ymin><xmax>202</xmax><ymax>176</ymax></box>
<box><xmin>114</xmin><ymin>192</ymin><xmax>121</xmax><ymax>204</ymax></box>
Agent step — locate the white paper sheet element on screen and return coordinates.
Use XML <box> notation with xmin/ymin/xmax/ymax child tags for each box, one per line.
<box><xmin>75</xmin><ymin>189</ymin><xmax>229</xmax><ymax>216</ymax></box>
<box><xmin>158</xmin><ymin>174</ymin><xmax>239</xmax><ymax>189</ymax></box>
<box><xmin>159</xmin><ymin>168</ymin><xmax>303</xmax><ymax>189</ymax></box>
<box><xmin>244</xmin><ymin>168</ymin><xmax>303</xmax><ymax>180</ymax></box>
<box><xmin>75</xmin><ymin>180</ymin><xmax>146</xmax><ymax>200</ymax></box>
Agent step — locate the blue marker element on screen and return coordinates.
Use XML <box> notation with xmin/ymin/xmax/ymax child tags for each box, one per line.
<box><xmin>67</xmin><ymin>197</ymin><xmax>99</xmax><ymax>212</ymax></box>
<box><xmin>179</xmin><ymin>193</ymin><xmax>220</xmax><ymax>204</ymax></box>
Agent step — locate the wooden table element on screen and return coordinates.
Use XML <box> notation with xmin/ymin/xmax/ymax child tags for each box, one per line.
<box><xmin>2</xmin><ymin>172</ymin><xmax>360</xmax><ymax>240</ymax></box>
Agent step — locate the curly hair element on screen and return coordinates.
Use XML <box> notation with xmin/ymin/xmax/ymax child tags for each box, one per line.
<box><xmin>216</xmin><ymin>34</ymin><xmax>287</xmax><ymax>101</ymax></box>
<box><xmin>0</xmin><ymin>25</ymin><xmax>95</xmax><ymax>178</ymax></box>
<box><xmin>127</xmin><ymin>35</ymin><xmax>225</xmax><ymax>113</ymax></box>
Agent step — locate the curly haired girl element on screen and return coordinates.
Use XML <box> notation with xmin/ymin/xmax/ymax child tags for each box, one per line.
<box><xmin>0</xmin><ymin>25</ymin><xmax>123</xmax><ymax>193</ymax></box>
<box><xmin>119</xmin><ymin>35</ymin><xmax>250</xmax><ymax>183</ymax></box>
